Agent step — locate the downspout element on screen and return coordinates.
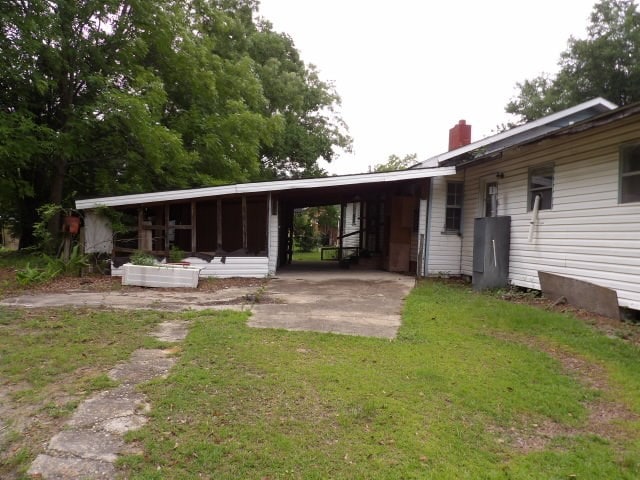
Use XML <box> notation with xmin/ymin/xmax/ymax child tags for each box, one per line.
<box><xmin>423</xmin><ymin>180</ymin><xmax>433</xmax><ymax>277</ymax></box>
<box><xmin>528</xmin><ymin>194</ymin><xmax>541</xmax><ymax>242</ymax></box>
<box><xmin>458</xmin><ymin>167</ymin><xmax>466</xmax><ymax>275</ymax></box>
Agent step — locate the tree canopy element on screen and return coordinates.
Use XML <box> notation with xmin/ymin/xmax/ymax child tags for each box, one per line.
<box><xmin>371</xmin><ymin>153</ymin><xmax>418</xmax><ymax>172</ymax></box>
<box><xmin>506</xmin><ymin>0</ymin><xmax>640</xmax><ymax>122</ymax></box>
<box><xmin>0</xmin><ymin>0</ymin><xmax>351</xmax><ymax>244</ymax></box>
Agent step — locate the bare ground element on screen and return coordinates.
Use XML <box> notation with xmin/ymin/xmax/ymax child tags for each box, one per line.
<box><xmin>488</xmin><ymin>332</ymin><xmax>639</xmax><ymax>453</ymax></box>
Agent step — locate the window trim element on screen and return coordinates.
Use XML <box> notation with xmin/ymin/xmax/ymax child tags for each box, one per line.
<box><xmin>443</xmin><ymin>181</ymin><xmax>463</xmax><ymax>234</ymax></box>
<box><xmin>619</xmin><ymin>143</ymin><xmax>640</xmax><ymax>204</ymax></box>
<box><xmin>527</xmin><ymin>163</ymin><xmax>554</xmax><ymax>212</ymax></box>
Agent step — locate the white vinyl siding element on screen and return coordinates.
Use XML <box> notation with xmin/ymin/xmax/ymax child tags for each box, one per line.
<box><xmin>416</xmin><ymin>198</ymin><xmax>428</xmax><ymax>275</ymax></box>
<box><xmin>426</xmin><ymin>175</ymin><xmax>464</xmax><ymax>275</ymax></box>
<box><xmin>342</xmin><ymin>202</ymin><xmax>360</xmax><ymax>249</ymax></box>
<box><xmin>458</xmin><ymin>117</ymin><xmax>640</xmax><ymax>310</ymax></box>
<box><xmin>268</xmin><ymin>194</ymin><xmax>278</xmax><ymax>275</ymax></box>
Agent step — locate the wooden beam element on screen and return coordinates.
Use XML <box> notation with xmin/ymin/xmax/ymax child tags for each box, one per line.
<box><xmin>190</xmin><ymin>201</ymin><xmax>197</xmax><ymax>253</ymax></box>
<box><xmin>242</xmin><ymin>196</ymin><xmax>248</xmax><ymax>251</ymax></box>
<box><xmin>216</xmin><ymin>199</ymin><xmax>222</xmax><ymax>251</ymax></box>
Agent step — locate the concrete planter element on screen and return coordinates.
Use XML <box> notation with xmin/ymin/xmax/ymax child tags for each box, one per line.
<box><xmin>122</xmin><ymin>264</ymin><xmax>200</xmax><ymax>288</ymax></box>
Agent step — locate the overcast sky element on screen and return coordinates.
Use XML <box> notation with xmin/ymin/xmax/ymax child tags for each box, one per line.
<box><xmin>257</xmin><ymin>0</ymin><xmax>598</xmax><ymax>174</ymax></box>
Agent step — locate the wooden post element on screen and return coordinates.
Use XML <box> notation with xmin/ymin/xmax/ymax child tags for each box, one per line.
<box><xmin>216</xmin><ymin>199</ymin><xmax>222</xmax><ymax>251</ymax></box>
<box><xmin>190</xmin><ymin>200</ymin><xmax>197</xmax><ymax>253</ymax></box>
<box><xmin>164</xmin><ymin>204</ymin><xmax>170</xmax><ymax>254</ymax></box>
<box><xmin>137</xmin><ymin>207</ymin><xmax>144</xmax><ymax>250</ymax></box>
<box><xmin>242</xmin><ymin>195</ymin><xmax>248</xmax><ymax>251</ymax></box>
<box><xmin>359</xmin><ymin>201</ymin><xmax>365</xmax><ymax>252</ymax></box>
<box><xmin>339</xmin><ymin>203</ymin><xmax>345</xmax><ymax>260</ymax></box>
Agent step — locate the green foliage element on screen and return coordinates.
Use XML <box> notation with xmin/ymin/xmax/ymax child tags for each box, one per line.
<box><xmin>372</xmin><ymin>153</ymin><xmax>418</xmax><ymax>172</ymax></box>
<box><xmin>15</xmin><ymin>262</ymin><xmax>57</xmax><ymax>286</ymax></box>
<box><xmin>0</xmin><ymin>1</ymin><xmax>350</xmax><ymax>244</ymax></box>
<box><xmin>507</xmin><ymin>0</ymin><xmax>640</xmax><ymax>122</ymax></box>
<box><xmin>169</xmin><ymin>245</ymin><xmax>186</xmax><ymax>263</ymax></box>
<box><xmin>14</xmin><ymin>245</ymin><xmax>88</xmax><ymax>285</ymax></box>
<box><xmin>130</xmin><ymin>251</ymin><xmax>157</xmax><ymax>266</ymax></box>
<box><xmin>292</xmin><ymin>210</ymin><xmax>318</xmax><ymax>252</ymax></box>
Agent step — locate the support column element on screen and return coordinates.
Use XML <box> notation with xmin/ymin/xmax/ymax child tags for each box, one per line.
<box><xmin>242</xmin><ymin>196</ymin><xmax>247</xmax><ymax>251</ymax></box>
<box><xmin>216</xmin><ymin>199</ymin><xmax>222</xmax><ymax>251</ymax></box>
<box><xmin>190</xmin><ymin>201</ymin><xmax>197</xmax><ymax>253</ymax></box>
<box><xmin>137</xmin><ymin>207</ymin><xmax>144</xmax><ymax>250</ymax></box>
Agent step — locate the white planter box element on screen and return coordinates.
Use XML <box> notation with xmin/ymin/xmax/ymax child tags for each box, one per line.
<box><xmin>122</xmin><ymin>264</ymin><xmax>200</xmax><ymax>288</ymax></box>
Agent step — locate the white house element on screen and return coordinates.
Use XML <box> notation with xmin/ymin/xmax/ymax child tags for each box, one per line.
<box><xmin>417</xmin><ymin>98</ymin><xmax>640</xmax><ymax>313</ymax></box>
<box><xmin>76</xmin><ymin>97</ymin><xmax>640</xmax><ymax>315</ymax></box>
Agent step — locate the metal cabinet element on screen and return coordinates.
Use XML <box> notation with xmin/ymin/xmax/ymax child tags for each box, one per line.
<box><xmin>472</xmin><ymin>216</ymin><xmax>511</xmax><ymax>290</ymax></box>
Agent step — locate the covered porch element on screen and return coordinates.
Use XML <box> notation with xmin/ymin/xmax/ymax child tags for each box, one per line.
<box><xmin>76</xmin><ymin>167</ymin><xmax>455</xmax><ymax>277</ymax></box>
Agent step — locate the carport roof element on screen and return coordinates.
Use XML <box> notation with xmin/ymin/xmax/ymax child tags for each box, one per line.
<box><xmin>76</xmin><ymin>166</ymin><xmax>456</xmax><ymax>209</ymax></box>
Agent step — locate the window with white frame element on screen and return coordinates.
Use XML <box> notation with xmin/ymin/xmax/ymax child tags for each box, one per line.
<box><xmin>445</xmin><ymin>182</ymin><xmax>463</xmax><ymax>232</ymax></box>
<box><xmin>528</xmin><ymin>164</ymin><xmax>554</xmax><ymax>210</ymax></box>
<box><xmin>620</xmin><ymin>144</ymin><xmax>640</xmax><ymax>203</ymax></box>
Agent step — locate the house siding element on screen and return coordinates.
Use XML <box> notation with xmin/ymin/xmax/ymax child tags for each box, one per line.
<box><xmin>343</xmin><ymin>202</ymin><xmax>360</xmax><ymax>249</ymax></box>
<box><xmin>458</xmin><ymin>117</ymin><xmax>640</xmax><ymax>310</ymax></box>
<box><xmin>426</xmin><ymin>175</ymin><xmax>464</xmax><ymax>275</ymax></box>
<box><xmin>268</xmin><ymin>194</ymin><xmax>278</xmax><ymax>275</ymax></box>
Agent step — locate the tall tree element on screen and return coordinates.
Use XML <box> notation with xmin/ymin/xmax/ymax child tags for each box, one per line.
<box><xmin>506</xmin><ymin>0</ymin><xmax>640</xmax><ymax>122</ymax></box>
<box><xmin>1</xmin><ymin>1</ymin><xmax>350</xmax><ymax>245</ymax></box>
<box><xmin>249</xmin><ymin>20</ymin><xmax>352</xmax><ymax>179</ymax></box>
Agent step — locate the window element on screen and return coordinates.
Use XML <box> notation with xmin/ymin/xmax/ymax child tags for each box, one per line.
<box><xmin>485</xmin><ymin>182</ymin><xmax>498</xmax><ymax>217</ymax></box>
<box><xmin>620</xmin><ymin>144</ymin><xmax>640</xmax><ymax>203</ymax></box>
<box><xmin>529</xmin><ymin>164</ymin><xmax>554</xmax><ymax>210</ymax></box>
<box><xmin>445</xmin><ymin>182</ymin><xmax>463</xmax><ymax>232</ymax></box>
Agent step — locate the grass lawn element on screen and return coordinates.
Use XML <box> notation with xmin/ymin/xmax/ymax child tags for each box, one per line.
<box><xmin>117</xmin><ymin>281</ymin><xmax>640</xmax><ymax>479</ymax></box>
<box><xmin>291</xmin><ymin>249</ymin><xmax>322</xmax><ymax>262</ymax></box>
<box><xmin>0</xmin><ymin>307</ymin><xmax>168</xmax><ymax>478</ymax></box>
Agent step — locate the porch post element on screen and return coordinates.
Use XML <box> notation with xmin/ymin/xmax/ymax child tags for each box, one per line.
<box><xmin>216</xmin><ymin>199</ymin><xmax>222</xmax><ymax>251</ymax></box>
<box><xmin>190</xmin><ymin>200</ymin><xmax>197</xmax><ymax>253</ymax></box>
<box><xmin>164</xmin><ymin>204</ymin><xmax>170</xmax><ymax>254</ymax></box>
<box><xmin>137</xmin><ymin>207</ymin><xmax>144</xmax><ymax>251</ymax></box>
<box><xmin>339</xmin><ymin>203</ymin><xmax>345</xmax><ymax>260</ymax></box>
<box><xmin>242</xmin><ymin>195</ymin><xmax>248</xmax><ymax>251</ymax></box>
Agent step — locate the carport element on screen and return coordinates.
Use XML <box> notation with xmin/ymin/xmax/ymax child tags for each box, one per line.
<box><xmin>76</xmin><ymin>166</ymin><xmax>455</xmax><ymax>277</ymax></box>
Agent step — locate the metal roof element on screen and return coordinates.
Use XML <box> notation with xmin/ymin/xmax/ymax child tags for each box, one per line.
<box><xmin>416</xmin><ymin>97</ymin><xmax>618</xmax><ymax>168</ymax></box>
<box><xmin>75</xmin><ymin>166</ymin><xmax>456</xmax><ymax>209</ymax></box>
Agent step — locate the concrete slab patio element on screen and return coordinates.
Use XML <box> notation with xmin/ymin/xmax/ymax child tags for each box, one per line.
<box><xmin>250</xmin><ymin>268</ymin><xmax>415</xmax><ymax>338</ymax></box>
<box><xmin>1</xmin><ymin>267</ymin><xmax>415</xmax><ymax>338</ymax></box>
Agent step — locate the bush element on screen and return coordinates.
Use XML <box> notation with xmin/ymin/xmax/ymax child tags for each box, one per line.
<box><xmin>130</xmin><ymin>251</ymin><xmax>157</xmax><ymax>266</ymax></box>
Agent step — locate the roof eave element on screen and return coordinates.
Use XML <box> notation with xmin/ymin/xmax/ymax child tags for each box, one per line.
<box><xmin>76</xmin><ymin>166</ymin><xmax>457</xmax><ymax>210</ymax></box>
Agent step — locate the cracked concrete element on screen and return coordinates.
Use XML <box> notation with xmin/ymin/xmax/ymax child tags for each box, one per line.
<box><xmin>249</xmin><ymin>269</ymin><xmax>415</xmax><ymax>339</ymax></box>
<box><xmin>27</xmin><ymin>320</ymin><xmax>189</xmax><ymax>480</ymax></box>
<box><xmin>0</xmin><ymin>287</ymin><xmax>256</xmax><ymax>311</ymax></box>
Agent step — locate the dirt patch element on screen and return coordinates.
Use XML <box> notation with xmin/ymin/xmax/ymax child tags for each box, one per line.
<box><xmin>488</xmin><ymin>332</ymin><xmax>639</xmax><ymax>453</ymax></box>
<box><xmin>0</xmin><ymin>374</ymin><xmax>93</xmax><ymax>479</ymax></box>
<box><xmin>0</xmin><ymin>267</ymin><xmax>266</xmax><ymax>299</ymax></box>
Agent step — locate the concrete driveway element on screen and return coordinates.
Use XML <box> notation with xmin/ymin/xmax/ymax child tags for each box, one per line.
<box><xmin>1</xmin><ymin>268</ymin><xmax>415</xmax><ymax>339</ymax></box>
<box><xmin>250</xmin><ymin>268</ymin><xmax>415</xmax><ymax>338</ymax></box>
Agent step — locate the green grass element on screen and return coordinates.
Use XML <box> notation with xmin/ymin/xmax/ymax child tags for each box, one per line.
<box><xmin>0</xmin><ymin>307</ymin><xmax>168</xmax><ymax>476</ymax></box>
<box><xmin>291</xmin><ymin>248</ymin><xmax>322</xmax><ymax>262</ymax></box>
<box><xmin>119</xmin><ymin>281</ymin><xmax>640</xmax><ymax>479</ymax></box>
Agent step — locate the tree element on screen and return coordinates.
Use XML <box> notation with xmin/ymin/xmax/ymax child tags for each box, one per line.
<box><xmin>249</xmin><ymin>21</ymin><xmax>352</xmax><ymax>179</ymax></box>
<box><xmin>371</xmin><ymin>153</ymin><xmax>418</xmax><ymax>172</ymax></box>
<box><xmin>506</xmin><ymin>0</ymin><xmax>640</xmax><ymax>122</ymax></box>
<box><xmin>0</xmin><ymin>0</ymin><xmax>350</xmax><ymax>245</ymax></box>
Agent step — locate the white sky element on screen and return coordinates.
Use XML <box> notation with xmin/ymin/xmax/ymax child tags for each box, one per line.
<box><xmin>257</xmin><ymin>0</ymin><xmax>598</xmax><ymax>174</ymax></box>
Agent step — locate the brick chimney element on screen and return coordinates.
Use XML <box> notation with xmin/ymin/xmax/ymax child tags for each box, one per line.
<box><xmin>448</xmin><ymin>119</ymin><xmax>471</xmax><ymax>151</ymax></box>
